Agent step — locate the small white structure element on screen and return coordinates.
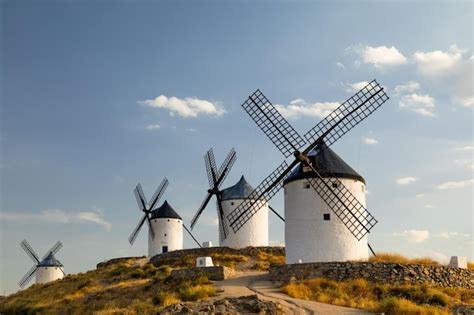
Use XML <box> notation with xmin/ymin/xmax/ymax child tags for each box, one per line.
<box><xmin>284</xmin><ymin>143</ymin><xmax>369</xmax><ymax>264</ymax></box>
<box><xmin>220</xmin><ymin>176</ymin><xmax>269</xmax><ymax>248</ymax></box>
<box><xmin>202</xmin><ymin>241</ymin><xmax>213</xmax><ymax>248</ymax></box>
<box><xmin>196</xmin><ymin>256</ymin><xmax>214</xmax><ymax>267</ymax></box>
<box><xmin>36</xmin><ymin>253</ymin><xmax>65</xmax><ymax>284</ymax></box>
<box><xmin>449</xmin><ymin>256</ymin><xmax>467</xmax><ymax>269</ymax></box>
<box><xmin>148</xmin><ymin>200</ymin><xmax>183</xmax><ymax>257</ymax></box>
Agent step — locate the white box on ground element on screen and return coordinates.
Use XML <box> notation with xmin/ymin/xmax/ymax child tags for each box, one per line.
<box><xmin>202</xmin><ymin>241</ymin><xmax>212</xmax><ymax>248</ymax></box>
<box><xmin>196</xmin><ymin>256</ymin><xmax>214</xmax><ymax>267</ymax></box>
<box><xmin>449</xmin><ymin>256</ymin><xmax>467</xmax><ymax>269</ymax></box>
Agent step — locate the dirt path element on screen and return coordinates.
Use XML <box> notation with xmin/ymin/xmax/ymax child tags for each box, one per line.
<box><xmin>214</xmin><ymin>271</ymin><xmax>373</xmax><ymax>315</ymax></box>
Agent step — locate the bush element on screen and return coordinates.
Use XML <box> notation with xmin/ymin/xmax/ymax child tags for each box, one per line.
<box><xmin>152</xmin><ymin>291</ymin><xmax>180</xmax><ymax>306</ymax></box>
<box><xmin>178</xmin><ymin>284</ymin><xmax>217</xmax><ymax>301</ymax></box>
<box><xmin>369</xmin><ymin>253</ymin><xmax>439</xmax><ymax>266</ymax></box>
<box><xmin>107</xmin><ymin>264</ymin><xmax>130</xmax><ymax>277</ymax></box>
<box><xmin>376</xmin><ymin>297</ymin><xmax>448</xmax><ymax>315</ymax></box>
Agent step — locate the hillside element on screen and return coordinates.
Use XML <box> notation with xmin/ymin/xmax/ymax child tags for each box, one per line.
<box><xmin>1</xmin><ymin>247</ymin><xmax>472</xmax><ymax>315</ymax></box>
<box><xmin>0</xmin><ymin>247</ymin><xmax>285</xmax><ymax>314</ymax></box>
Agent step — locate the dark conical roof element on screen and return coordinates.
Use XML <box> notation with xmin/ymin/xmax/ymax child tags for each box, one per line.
<box><xmin>150</xmin><ymin>200</ymin><xmax>182</xmax><ymax>220</ymax></box>
<box><xmin>38</xmin><ymin>252</ymin><xmax>63</xmax><ymax>267</ymax></box>
<box><xmin>284</xmin><ymin>142</ymin><xmax>365</xmax><ymax>185</ymax></box>
<box><xmin>221</xmin><ymin>176</ymin><xmax>255</xmax><ymax>201</ymax></box>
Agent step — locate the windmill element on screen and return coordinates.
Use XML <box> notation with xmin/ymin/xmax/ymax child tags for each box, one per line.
<box><xmin>227</xmin><ymin>80</ymin><xmax>389</xmax><ymax>263</ymax></box>
<box><xmin>19</xmin><ymin>239</ymin><xmax>65</xmax><ymax>288</ymax></box>
<box><xmin>190</xmin><ymin>148</ymin><xmax>285</xmax><ymax>248</ymax></box>
<box><xmin>128</xmin><ymin>178</ymin><xmax>201</xmax><ymax>256</ymax></box>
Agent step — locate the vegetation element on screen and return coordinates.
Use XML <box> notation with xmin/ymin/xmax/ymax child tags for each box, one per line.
<box><xmin>252</xmin><ymin>251</ymin><xmax>286</xmax><ymax>270</ymax></box>
<box><xmin>369</xmin><ymin>253</ymin><xmax>440</xmax><ymax>266</ymax></box>
<box><xmin>282</xmin><ymin>277</ymin><xmax>473</xmax><ymax>315</ymax></box>
<box><xmin>0</xmin><ymin>259</ymin><xmax>215</xmax><ymax>315</ymax></box>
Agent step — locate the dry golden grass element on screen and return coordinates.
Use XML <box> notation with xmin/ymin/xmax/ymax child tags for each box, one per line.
<box><xmin>369</xmin><ymin>253</ymin><xmax>439</xmax><ymax>266</ymax></box>
<box><xmin>252</xmin><ymin>251</ymin><xmax>286</xmax><ymax>270</ymax></box>
<box><xmin>467</xmin><ymin>261</ymin><xmax>474</xmax><ymax>270</ymax></box>
<box><xmin>282</xmin><ymin>277</ymin><xmax>471</xmax><ymax>315</ymax></box>
<box><xmin>0</xmin><ymin>260</ymin><xmax>216</xmax><ymax>314</ymax></box>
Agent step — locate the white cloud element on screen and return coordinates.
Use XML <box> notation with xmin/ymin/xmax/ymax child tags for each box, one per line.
<box><xmin>360</xmin><ymin>45</ymin><xmax>407</xmax><ymax>68</ymax></box>
<box><xmin>455</xmin><ymin>145</ymin><xmax>474</xmax><ymax>151</ymax></box>
<box><xmin>436</xmin><ymin>179</ymin><xmax>474</xmax><ymax>190</ymax></box>
<box><xmin>413</xmin><ymin>45</ymin><xmax>464</xmax><ymax>78</ymax></box>
<box><xmin>363</xmin><ymin>137</ymin><xmax>378</xmax><ymax>145</ymax></box>
<box><xmin>396</xmin><ymin>176</ymin><xmax>418</xmax><ymax>185</ymax></box>
<box><xmin>399</xmin><ymin>93</ymin><xmax>435</xmax><ymax>117</ymax></box>
<box><xmin>139</xmin><ymin>95</ymin><xmax>225</xmax><ymax>118</ymax></box>
<box><xmin>347</xmin><ymin>81</ymin><xmax>369</xmax><ymax>92</ymax></box>
<box><xmin>425</xmin><ymin>204</ymin><xmax>435</xmax><ymax>209</ymax></box>
<box><xmin>274</xmin><ymin>99</ymin><xmax>340</xmax><ymax>119</ymax></box>
<box><xmin>434</xmin><ymin>231</ymin><xmax>470</xmax><ymax>240</ymax></box>
<box><xmin>145</xmin><ymin>124</ymin><xmax>161</xmax><ymax>130</ymax></box>
<box><xmin>0</xmin><ymin>208</ymin><xmax>112</xmax><ymax>231</ymax></box>
<box><xmin>393</xmin><ymin>229</ymin><xmax>430</xmax><ymax>243</ymax></box>
<box><xmin>336</xmin><ymin>62</ymin><xmax>346</xmax><ymax>69</ymax></box>
<box><xmin>394</xmin><ymin>81</ymin><xmax>420</xmax><ymax>95</ymax></box>
<box><xmin>416</xmin><ymin>193</ymin><xmax>425</xmax><ymax>198</ymax></box>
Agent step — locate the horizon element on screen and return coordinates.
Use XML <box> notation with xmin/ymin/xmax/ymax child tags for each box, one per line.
<box><xmin>1</xmin><ymin>0</ymin><xmax>473</xmax><ymax>295</ymax></box>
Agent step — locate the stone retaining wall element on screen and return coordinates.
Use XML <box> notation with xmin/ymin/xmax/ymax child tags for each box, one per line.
<box><xmin>269</xmin><ymin>262</ymin><xmax>473</xmax><ymax>289</ymax></box>
<box><xmin>150</xmin><ymin>246</ymin><xmax>284</xmax><ymax>265</ymax></box>
<box><xmin>170</xmin><ymin>266</ymin><xmax>234</xmax><ymax>281</ymax></box>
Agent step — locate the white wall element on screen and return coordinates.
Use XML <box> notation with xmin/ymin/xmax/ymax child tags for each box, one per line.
<box><xmin>284</xmin><ymin>178</ymin><xmax>369</xmax><ymax>264</ymax></box>
<box><xmin>148</xmin><ymin>218</ymin><xmax>183</xmax><ymax>257</ymax></box>
<box><xmin>220</xmin><ymin>198</ymin><xmax>268</xmax><ymax>248</ymax></box>
<box><xmin>35</xmin><ymin>266</ymin><xmax>64</xmax><ymax>284</ymax></box>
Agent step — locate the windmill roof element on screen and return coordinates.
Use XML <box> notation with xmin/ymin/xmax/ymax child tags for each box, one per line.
<box><xmin>38</xmin><ymin>252</ymin><xmax>63</xmax><ymax>267</ymax></box>
<box><xmin>221</xmin><ymin>176</ymin><xmax>255</xmax><ymax>201</ymax></box>
<box><xmin>150</xmin><ymin>200</ymin><xmax>182</xmax><ymax>220</ymax></box>
<box><xmin>283</xmin><ymin>142</ymin><xmax>365</xmax><ymax>185</ymax></box>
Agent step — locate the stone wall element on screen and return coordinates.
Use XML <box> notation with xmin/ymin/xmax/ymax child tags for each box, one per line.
<box><xmin>150</xmin><ymin>246</ymin><xmax>284</xmax><ymax>265</ymax></box>
<box><xmin>170</xmin><ymin>266</ymin><xmax>234</xmax><ymax>281</ymax></box>
<box><xmin>269</xmin><ymin>262</ymin><xmax>473</xmax><ymax>289</ymax></box>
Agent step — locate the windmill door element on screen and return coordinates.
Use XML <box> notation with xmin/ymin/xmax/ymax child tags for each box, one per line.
<box><xmin>162</xmin><ymin>246</ymin><xmax>168</xmax><ymax>253</ymax></box>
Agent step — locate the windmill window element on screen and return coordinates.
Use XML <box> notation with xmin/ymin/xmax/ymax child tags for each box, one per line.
<box><xmin>323</xmin><ymin>213</ymin><xmax>330</xmax><ymax>221</ymax></box>
<box><xmin>167</xmin><ymin>219</ymin><xmax>170</xmax><ymax>222</ymax></box>
<box><xmin>303</xmin><ymin>181</ymin><xmax>311</xmax><ymax>189</ymax></box>
<box><xmin>231</xmin><ymin>202</ymin><xmax>234</xmax><ymax>206</ymax></box>
<box><xmin>164</xmin><ymin>233</ymin><xmax>167</xmax><ymax>237</ymax></box>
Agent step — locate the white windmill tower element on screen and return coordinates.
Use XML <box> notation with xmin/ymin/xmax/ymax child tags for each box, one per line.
<box><xmin>128</xmin><ymin>178</ymin><xmax>201</xmax><ymax>256</ymax></box>
<box><xmin>227</xmin><ymin>81</ymin><xmax>389</xmax><ymax>263</ymax></box>
<box><xmin>283</xmin><ymin>142</ymin><xmax>368</xmax><ymax>263</ymax></box>
<box><xmin>190</xmin><ymin>148</ymin><xmax>285</xmax><ymax>248</ymax></box>
<box><xmin>19</xmin><ymin>240</ymin><xmax>65</xmax><ymax>288</ymax></box>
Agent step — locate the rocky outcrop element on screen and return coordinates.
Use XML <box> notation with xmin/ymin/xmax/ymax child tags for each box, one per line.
<box><xmin>170</xmin><ymin>266</ymin><xmax>234</xmax><ymax>281</ymax></box>
<box><xmin>270</xmin><ymin>262</ymin><xmax>473</xmax><ymax>288</ymax></box>
<box><xmin>159</xmin><ymin>295</ymin><xmax>284</xmax><ymax>314</ymax></box>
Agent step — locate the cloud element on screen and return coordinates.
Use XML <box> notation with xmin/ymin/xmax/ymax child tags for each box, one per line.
<box><xmin>139</xmin><ymin>95</ymin><xmax>225</xmax><ymax>118</ymax></box>
<box><xmin>455</xmin><ymin>145</ymin><xmax>474</xmax><ymax>151</ymax></box>
<box><xmin>336</xmin><ymin>62</ymin><xmax>346</xmax><ymax>69</ymax></box>
<box><xmin>274</xmin><ymin>99</ymin><xmax>340</xmax><ymax>119</ymax></box>
<box><xmin>416</xmin><ymin>193</ymin><xmax>425</xmax><ymax>198</ymax></box>
<box><xmin>393</xmin><ymin>229</ymin><xmax>430</xmax><ymax>243</ymax></box>
<box><xmin>425</xmin><ymin>204</ymin><xmax>435</xmax><ymax>209</ymax></box>
<box><xmin>434</xmin><ymin>231</ymin><xmax>470</xmax><ymax>240</ymax></box>
<box><xmin>145</xmin><ymin>124</ymin><xmax>161</xmax><ymax>130</ymax></box>
<box><xmin>396</xmin><ymin>177</ymin><xmax>418</xmax><ymax>185</ymax></box>
<box><xmin>436</xmin><ymin>179</ymin><xmax>474</xmax><ymax>190</ymax></box>
<box><xmin>399</xmin><ymin>93</ymin><xmax>435</xmax><ymax>117</ymax></box>
<box><xmin>363</xmin><ymin>137</ymin><xmax>378</xmax><ymax>145</ymax></box>
<box><xmin>347</xmin><ymin>81</ymin><xmax>369</xmax><ymax>92</ymax></box>
<box><xmin>360</xmin><ymin>45</ymin><xmax>407</xmax><ymax>68</ymax></box>
<box><xmin>394</xmin><ymin>81</ymin><xmax>420</xmax><ymax>95</ymax></box>
<box><xmin>413</xmin><ymin>45</ymin><xmax>464</xmax><ymax>78</ymax></box>
<box><xmin>0</xmin><ymin>208</ymin><xmax>112</xmax><ymax>231</ymax></box>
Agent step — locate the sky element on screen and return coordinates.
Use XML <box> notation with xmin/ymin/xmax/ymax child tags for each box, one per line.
<box><xmin>1</xmin><ymin>0</ymin><xmax>473</xmax><ymax>295</ymax></box>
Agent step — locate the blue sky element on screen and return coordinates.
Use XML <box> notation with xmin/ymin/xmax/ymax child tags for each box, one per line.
<box><xmin>1</xmin><ymin>0</ymin><xmax>472</xmax><ymax>294</ymax></box>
